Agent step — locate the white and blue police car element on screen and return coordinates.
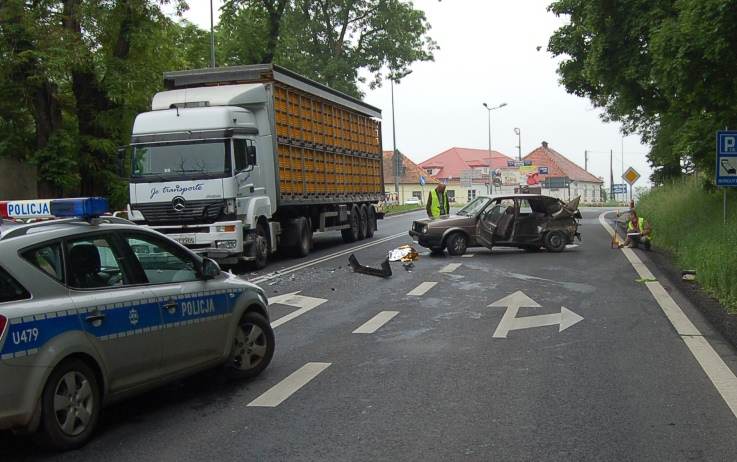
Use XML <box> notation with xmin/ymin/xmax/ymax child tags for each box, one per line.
<box><xmin>0</xmin><ymin>197</ymin><xmax>274</xmax><ymax>450</ymax></box>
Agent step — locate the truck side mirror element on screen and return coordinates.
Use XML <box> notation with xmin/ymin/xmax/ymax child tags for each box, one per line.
<box><xmin>246</xmin><ymin>146</ymin><xmax>257</xmax><ymax>166</ymax></box>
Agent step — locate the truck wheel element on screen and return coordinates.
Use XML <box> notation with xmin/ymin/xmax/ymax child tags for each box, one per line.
<box><xmin>366</xmin><ymin>206</ymin><xmax>376</xmax><ymax>238</ymax></box>
<box><xmin>253</xmin><ymin>223</ymin><xmax>269</xmax><ymax>269</ymax></box>
<box><xmin>357</xmin><ymin>205</ymin><xmax>368</xmax><ymax>240</ymax></box>
<box><xmin>293</xmin><ymin>217</ymin><xmax>312</xmax><ymax>257</ymax></box>
<box><xmin>341</xmin><ymin>206</ymin><xmax>360</xmax><ymax>243</ymax></box>
<box><xmin>39</xmin><ymin>358</ymin><xmax>101</xmax><ymax>450</ymax></box>
<box><xmin>225</xmin><ymin>312</ymin><xmax>275</xmax><ymax>380</ymax></box>
<box><xmin>544</xmin><ymin>231</ymin><xmax>567</xmax><ymax>252</ymax></box>
<box><xmin>446</xmin><ymin>232</ymin><xmax>467</xmax><ymax>256</ymax></box>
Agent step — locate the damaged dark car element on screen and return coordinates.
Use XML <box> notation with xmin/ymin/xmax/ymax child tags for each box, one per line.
<box><xmin>408</xmin><ymin>194</ymin><xmax>582</xmax><ymax>255</ymax></box>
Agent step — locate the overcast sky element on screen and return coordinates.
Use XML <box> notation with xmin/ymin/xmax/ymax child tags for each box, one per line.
<box><xmin>174</xmin><ymin>0</ymin><xmax>651</xmax><ymax>187</ymax></box>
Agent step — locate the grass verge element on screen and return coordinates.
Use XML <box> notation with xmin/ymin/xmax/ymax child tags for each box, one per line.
<box><xmin>384</xmin><ymin>204</ymin><xmax>423</xmax><ymax>216</ymax></box>
<box><xmin>637</xmin><ymin>178</ymin><xmax>737</xmax><ymax>311</ymax></box>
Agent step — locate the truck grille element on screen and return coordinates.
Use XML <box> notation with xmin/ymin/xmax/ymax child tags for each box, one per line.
<box><xmin>133</xmin><ymin>199</ymin><xmax>225</xmax><ymax>225</ymax></box>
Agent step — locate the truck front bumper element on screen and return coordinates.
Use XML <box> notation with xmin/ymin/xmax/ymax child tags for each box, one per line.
<box><xmin>151</xmin><ymin>221</ymin><xmax>246</xmax><ymax>264</ymax></box>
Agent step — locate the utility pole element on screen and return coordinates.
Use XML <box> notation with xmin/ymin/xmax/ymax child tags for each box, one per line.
<box><xmin>584</xmin><ymin>150</ymin><xmax>588</xmax><ymax>171</ymax></box>
<box><xmin>514</xmin><ymin>128</ymin><xmax>522</xmax><ymax>161</ymax></box>
<box><xmin>209</xmin><ymin>0</ymin><xmax>216</xmax><ymax>67</ymax></box>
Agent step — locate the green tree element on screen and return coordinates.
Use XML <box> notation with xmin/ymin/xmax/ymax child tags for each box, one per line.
<box><xmin>548</xmin><ymin>0</ymin><xmax>737</xmax><ymax>184</ymax></box>
<box><xmin>220</xmin><ymin>0</ymin><xmax>437</xmax><ymax>96</ymax></box>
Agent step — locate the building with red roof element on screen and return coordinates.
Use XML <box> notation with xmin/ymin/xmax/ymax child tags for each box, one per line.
<box><xmin>522</xmin><ymin>141</ymin><xmax>603</xmax><ymax>203</ymax></box>
<box><xmin>382</xmin><ymin>151</ymin><xmax>439</xmax><ymax>204</ymax></box>
<box><xmin>419</xmin><ymin>147</ymin><xmax>512</xmax><ymax>181</ymax></box>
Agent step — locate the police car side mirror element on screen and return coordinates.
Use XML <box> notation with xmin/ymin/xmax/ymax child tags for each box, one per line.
<box><xmin>201</xmin><ymin>258</ymin><xmax>221</xmax><ymax>280</ymax></box>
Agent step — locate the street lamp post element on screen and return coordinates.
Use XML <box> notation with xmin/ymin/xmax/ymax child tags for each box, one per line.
<box><xmin>482</xmin><ymin>102</ymin><xmax>508</xmax><ymax>194</ymax></box>
<box><xmin>210</xmin><ymin>0</ymin><xmax>216</xmax><ymax>68</ymax></box>
<box><xmin>390</xmin><ymin>70</ymin><xmax>412</xmax><ymax>203</ymax></box>
<box><xmin>514</xmin><ymin>127</ymin><xmax>521</xmax><ymax>161</ymax></box>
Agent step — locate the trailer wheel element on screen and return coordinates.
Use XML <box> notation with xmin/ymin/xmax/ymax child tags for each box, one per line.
<box><xmin>357</xmin><ymin>205</ymin><xmax>368</xmax><ymax>240</ymax></box>
<box><xmin>293</xmin><ymin>217</ymin><xmax>312</xmax><ymax>257</ymax></box>
<box><xmin>341</xmin><ymin>206</ymin><xmax>360</xmax><ymax>243</ymax></box>
<box><xmin>366</xmin><ymin>206</ymin><xmax>376</xmax><ymax>238</ymax></box>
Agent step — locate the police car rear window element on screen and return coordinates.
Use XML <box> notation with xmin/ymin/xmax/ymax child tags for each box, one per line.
<box><xmin>0</xmin><ymin>266</ymin><xmax>30</xmax><ymax>303</ymax></box>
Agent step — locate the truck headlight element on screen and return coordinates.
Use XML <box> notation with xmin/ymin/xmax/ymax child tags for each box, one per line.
<box><xmin>215</xmin><ymin>240</ymin><xmax>238</xmax><ymax>249</ymax></box>
<box><xmin>216</xmin><ymin>224</ymin><xmax>238</xmax><ymax>233</ymax></box>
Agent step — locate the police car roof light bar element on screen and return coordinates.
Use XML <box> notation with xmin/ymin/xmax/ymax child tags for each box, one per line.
<box><xmin>0</xmin><ymin>197</ymin><xmax>109</xmax><ymax>220</ymax></box>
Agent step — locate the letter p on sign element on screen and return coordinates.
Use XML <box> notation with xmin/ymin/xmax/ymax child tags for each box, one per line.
<box><xmin>726</xmin><ymin>136</ymin><xmax>737</xmax><ymax>153</ymax></box>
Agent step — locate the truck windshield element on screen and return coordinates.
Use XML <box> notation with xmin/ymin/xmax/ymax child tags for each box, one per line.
<box><xmin>131</xmin><ymin>140</ymin><xmax>231</xmax><ymax>180</ymax></box>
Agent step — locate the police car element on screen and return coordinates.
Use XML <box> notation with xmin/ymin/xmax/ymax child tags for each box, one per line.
<box><xmin>0</xmin><ymin>197</ymin><xmax>274</xmax><ymax>450</ymax></box>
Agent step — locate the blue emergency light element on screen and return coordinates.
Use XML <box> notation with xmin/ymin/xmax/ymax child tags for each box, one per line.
<box><xmin>49</xmin><ymin>197</ymin><xmax>109</xmax><ymax>218</ymax></box>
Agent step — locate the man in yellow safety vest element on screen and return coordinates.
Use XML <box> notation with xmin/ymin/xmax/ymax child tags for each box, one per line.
<box><xmin>621</xmin><ymin>210</ymin><xmax>652</xmax><ymax>250</ymax></box>
<box><xmin>426</xmin><ymin>184</ymin><xmax>450</xmax><ymax>218</ymax></box>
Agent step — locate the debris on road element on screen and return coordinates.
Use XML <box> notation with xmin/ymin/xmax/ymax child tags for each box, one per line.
<box><xmin>348</xmin><ymin>254</ymin><xmax>392</xmax><ymax>278</ymax></box>
<box><xmin>682</xmin><ymin>270</ymin><xmax>697</xmax><ymax>282</ymax></box>
<box><xmin>389</xmin><ymin>244</ymin><xmax>419</xmax><ymax>262</ymax></box>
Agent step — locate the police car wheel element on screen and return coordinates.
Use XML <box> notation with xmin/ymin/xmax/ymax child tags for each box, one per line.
<box><xmin>226</xmin><ymin>312</ymin><xmax>275</xmax><ymax>379</ymax></box>
<box><xmin>40</xmin><ymin>358</ymin><xmax>101</xmax><ymax>450</ymax></box>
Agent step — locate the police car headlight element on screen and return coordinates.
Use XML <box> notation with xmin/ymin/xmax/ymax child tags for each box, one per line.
<box><xmin>215</xmin><ymin>240</ymin><xmax>238</xmax><ymax>249</ymax></box>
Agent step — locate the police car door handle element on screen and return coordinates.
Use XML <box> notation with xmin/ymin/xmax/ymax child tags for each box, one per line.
<box><xmin>85</xmin><ymin>313</ymin><xmax>106</xmax><ymax>323</ymax></box>
<box><xmin>163</xmin><ymin>301</ymin><xmax>177</xmax><ymax>313</ymax></box>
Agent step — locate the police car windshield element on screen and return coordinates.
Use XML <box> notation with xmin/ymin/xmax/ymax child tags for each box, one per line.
<box><xmin>132</xmin><ymin>140</ymin><xmax>231</xmax><ymax>180</ymax></box>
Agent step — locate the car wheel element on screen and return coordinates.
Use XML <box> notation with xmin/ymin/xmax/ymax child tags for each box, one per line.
<box><xmin>341</xmin><ymin>206</ymin><xmax>360</xmax><ymax>243</ymax></box>
<box><xmin>445</xmin><ymin>233</ymin><xmax>467</xmax><ymax>256</ymax></box>
<box><xmin>366</xmin><ymin>206</ymin><xmax>376</xmax><ymax>238</ymax></box>
<box><xmin>40</xmin><ymin>358</ymin><xmax>101</xmax><ymax>451</ymax></box>
<box><xmin>357</xmin><ymin>205</ymin><xmax>368</xmax><ymax>240</ymax></box>
<box><xmin>226</xmin><ymin>312</ymin><xmax>275</xmax><ymax>380</ymax></box>
<box><xmin>544</xmin><ymin>231</ymin><xmax>567</xmax><ymax>252</ymax></box>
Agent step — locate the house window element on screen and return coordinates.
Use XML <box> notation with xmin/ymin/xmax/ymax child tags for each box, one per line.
<box><xmin>446</xmin><ymin>189</ymin><xmax>456</xmax><ymax>203</ymax></box>
<box><xmin>467</xmin><ymin>190</ymin><xmax>477</xmax><ymax>201</ymax></box>
<box><xmin>412</xmin><ymin>191</ymin><xmax>422</xmax><ymax>199</ymax></box>
<box><xmin>426</xmin><ymin>168</ymin><xmax>434</xmax><ymax>175</ymax></box>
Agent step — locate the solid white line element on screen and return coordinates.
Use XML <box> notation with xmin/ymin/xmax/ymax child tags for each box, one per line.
<box><xmin>598</xmin><ymin>210</ymin><xmax>737</xmax><ymax>421</ymax></box>
<box><xmin>407</xmin><ymin>281</ymin><xmax>437</xmax><ymax>296</ymax></box>
<box><xmin>249</xmin><ymin>232</ymin><xmax>405</xmax><ymax>284</ymax></box>
<box><xmin>461</xmin><ymin>254</ymin><xmax>475</xmax><ymax>258</ymax></box>
<box><xmin>353</xmin><ymin>311</ymin><xmax>399</xmax><ymax>334</ymax></box>
<box><xmin>247</xmin><ymin>362</ymin><xmax>331</xmax><ymax>407</ymax></box>
<box><xmin>439</xmin><ymin>263</ymin><xmax>462</xmax><ymax>273</ymax></box>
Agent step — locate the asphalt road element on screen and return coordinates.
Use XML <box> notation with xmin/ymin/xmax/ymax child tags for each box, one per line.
<box><xmin>5</xmin><ymin>209</ymin><xmax>737</xmax><ymax>461</ymax></box>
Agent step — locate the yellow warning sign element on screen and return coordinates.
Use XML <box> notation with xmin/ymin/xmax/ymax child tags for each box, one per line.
<box><xmin>622</xmin><ymin>167</ymin><xmax>641</xmax><ymax>185</ymax></box>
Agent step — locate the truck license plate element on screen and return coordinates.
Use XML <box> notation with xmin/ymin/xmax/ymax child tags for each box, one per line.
<box><xmin>176</xmin><ymin>236</ymin><xmax>196</xmax><ymax>245</ymax></box>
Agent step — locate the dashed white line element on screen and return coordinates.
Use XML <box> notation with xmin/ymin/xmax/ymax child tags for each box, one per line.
<box><xmin>247</xmin><ymin>362</ymin><xmax>331</xmax><ymax>407</ymax></box>
<box><xmin>353</xmin><ymin>311</ymin><xmax>399</xmax><ymax>334</ymax></box>
<box><xmin>407</xmin><ymin>282</ymin><xmax>437</xmax><ymax>296</ymax></box>
<box><xmin>599</xmin><ymin>210</ymin><xmax>737</xmax><ymax>421</ymax></box>
<box><xmin>439</xmin><ymin>263</ymin><xmax>462</xmax><ymax>273</ymax></box>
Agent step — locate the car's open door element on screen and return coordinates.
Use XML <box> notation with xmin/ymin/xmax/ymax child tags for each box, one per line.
<box><xmin>476</xmin><ymin>203</ymin><xmax>505</xmax><ymax>248</ymax></box>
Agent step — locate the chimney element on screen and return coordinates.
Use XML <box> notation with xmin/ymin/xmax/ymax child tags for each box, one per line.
<box><xmin>542</xmin><ymin>141</ymin><xmax>549</xmax><ymax>148</ymax></box>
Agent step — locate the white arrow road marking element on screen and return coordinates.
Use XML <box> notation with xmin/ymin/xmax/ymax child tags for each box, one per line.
<box><xmin>489</xmin><ymin>291</ymin><xmax>541</xmax><ymax>338</ymax></box>
<box><xmin>407</xmin><ymin>282</ymin><xmax>437</xmax><ymax>296</ymax></box>
<box><xmin>501</xmin><ymin>307</ymin><xmax>584</xmax><ymax>337</ymax></box>
<box><xmin>439</xmin><ymin>263</ymin><xmax>462</xmax><ymax>273</ymax></box>
<box><xmin>269</xmin><ymin>292</ymin><xmax>328</xmax><ymax>328</ymax></box>
<box><xmin>353</xmin><ymin>311</ymin><xmax>399</xmax><ymax>334</ymax></box>
<box><xmin>247</xmin><ymin>362</ymin><xmax>331</xmax><ymax>407</ymax></box>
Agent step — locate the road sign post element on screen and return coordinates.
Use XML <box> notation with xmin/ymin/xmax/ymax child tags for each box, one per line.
<box><xmin>622</xmin><ymin>167</ymin><xmax>641</xmax><ymax>203</ymax></box>
<box><xmin>716</xmin><ymin>130</ymin><xmax>737</xmax><ymax>224</ymax></box>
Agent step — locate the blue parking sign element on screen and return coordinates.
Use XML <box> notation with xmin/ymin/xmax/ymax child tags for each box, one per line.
<box><xmin>717</xmin><ymin>131</ymin><xmax>737</xmax><ymax>187</ymax></box>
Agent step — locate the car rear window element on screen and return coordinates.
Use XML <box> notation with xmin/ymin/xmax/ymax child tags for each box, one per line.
<box><xmin>22</xmin><ymin>243</ymin><xmax>64</xmax><ymax>282</ymax></box>
<box><xmin>0</xmin><ymin>266</ymin><xmax>30</xmax><ymax>303</ymax></box>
